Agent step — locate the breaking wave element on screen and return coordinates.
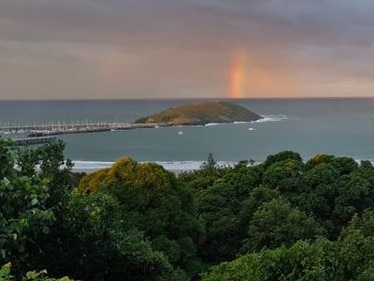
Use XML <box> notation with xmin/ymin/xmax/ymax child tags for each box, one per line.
<box><xmin>72</xmin><ymin>160</ymin><xmax>237</xmax><ymax>172</ymax></box>
<box><xmin>253</xmin><ymin>114</ymin><xmax>288</xmax><ymax>123</ymax></box>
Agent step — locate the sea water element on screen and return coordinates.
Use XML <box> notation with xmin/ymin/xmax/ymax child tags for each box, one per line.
<box><xmin>1</xmin><ymin>98</ymin><xmax>374</xmax><ymax>170</ymax></box>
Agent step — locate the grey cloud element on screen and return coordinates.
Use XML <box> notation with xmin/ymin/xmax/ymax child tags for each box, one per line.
<box><xmin>2</xmin><ymin>0</ymin><xmax>374</xmax><ymax>49</ymax></box>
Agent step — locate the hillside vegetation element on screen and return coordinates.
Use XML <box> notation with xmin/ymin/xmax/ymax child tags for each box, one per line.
<box><xmin>134</xmin><ymin>101</ymin><xmax>262</xmax><ymax>125</ymax></box>
<box><xmin>2</xmin><ymin>141</ymin><xmax>374</xmax><ymax>280</ymax></box>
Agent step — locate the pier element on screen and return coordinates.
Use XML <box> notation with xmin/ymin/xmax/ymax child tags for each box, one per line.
<box><xmin>0</xmin><ymin>121</ymin><xmax>160</xmax><ymax>137</ymax></box>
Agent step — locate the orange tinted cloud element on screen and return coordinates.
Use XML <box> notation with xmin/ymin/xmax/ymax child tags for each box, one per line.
<box><xmin>246</xmin><ymin>59</ymin><xmax>300</xmax><ymax>98</ymax></box>
<box><xmin>228</xmin><ymin>48</ymin><xmax>300</xmax><ymax>98</ymax></box>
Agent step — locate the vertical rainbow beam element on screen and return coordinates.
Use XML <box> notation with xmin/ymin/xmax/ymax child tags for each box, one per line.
<box><xmin>229</xmin><ymin>49</ymin><xmax>247</xmax><ymax>99</ymax></box>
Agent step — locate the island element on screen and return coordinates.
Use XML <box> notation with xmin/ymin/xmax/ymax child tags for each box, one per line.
<box><xmin>134</xmin><ymin>101</ymin><xmax>262</xmax><ymax>126</ymax></box>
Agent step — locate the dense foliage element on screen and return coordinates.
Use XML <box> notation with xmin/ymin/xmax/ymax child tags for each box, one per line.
<box><xmin>2</xmin><ymin>139</ymin><xmax>374</xmax><ymax>280</ymax></box>
<box><xmin>0</xmin><ymin>263</ymin><xmax>74</xmax><ymax>281</ymax></box>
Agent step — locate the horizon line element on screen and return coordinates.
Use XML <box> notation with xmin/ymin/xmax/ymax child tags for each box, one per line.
<box><xmin>1</xmin><ymin>96</ymin><xmax>374</xmax><ymax>102</ymax></box>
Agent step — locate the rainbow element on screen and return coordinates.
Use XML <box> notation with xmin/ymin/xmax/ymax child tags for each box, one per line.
<box><xmin>228</xmin><ymin>49</ymin><xmax>247</xmax><ymax>99</ymax></box>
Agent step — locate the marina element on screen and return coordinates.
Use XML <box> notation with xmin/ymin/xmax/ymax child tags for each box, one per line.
<box><xmin>0</xmin><ymin>121</ymin><xmax>159</xmax><ymax>137</ymax></box>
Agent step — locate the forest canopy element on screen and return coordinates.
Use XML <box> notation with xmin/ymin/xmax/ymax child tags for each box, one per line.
<box><xmin>2</xmin><ymin>140</ymin><xmax>374</xmax><ymax>280</ymax></box>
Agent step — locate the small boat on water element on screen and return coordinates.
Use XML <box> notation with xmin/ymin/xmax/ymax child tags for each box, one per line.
<box><xmin>248</xmin><ymin>127</ymin><xmax>255</xmax><ymax>131</ymax></box>
<box><xmin>178</xmin><ymin>127</ymin><xmax>184</xmax><ymax>135</ymax></box>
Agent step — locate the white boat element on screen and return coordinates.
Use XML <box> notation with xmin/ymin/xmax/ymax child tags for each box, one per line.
<box><xmin>248</xmin><ymin>127</ymin><xmax>255</xmax><ymax>131</ymax></box>
<box><xmin>178</xmin><ymin>127</ymin><xmax>184</xmax><ymax>135</ymax></box>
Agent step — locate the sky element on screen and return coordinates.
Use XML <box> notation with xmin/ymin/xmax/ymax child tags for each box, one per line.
<box><xmin>1</xmin><ymin>0</ymin><xmax>374</xmax><ymax>100</ymax></box>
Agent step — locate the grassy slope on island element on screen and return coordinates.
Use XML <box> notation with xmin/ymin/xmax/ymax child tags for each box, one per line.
<box><xmin>134</xmin><ymin>101</ymin><xmax>262</xmax><ymax>125</ymax></box>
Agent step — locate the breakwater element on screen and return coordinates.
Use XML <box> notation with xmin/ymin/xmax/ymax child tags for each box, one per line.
<box><xmin>13</xmin><ymin>137</ymin><xmax>57</xmax><ymax>146</ymax></box>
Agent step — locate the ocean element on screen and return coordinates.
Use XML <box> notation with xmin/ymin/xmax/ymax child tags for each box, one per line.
<box><xmin>1</xmin><ymin>98</ymin><xmax>374</xmax><ymax>170</ymax></box>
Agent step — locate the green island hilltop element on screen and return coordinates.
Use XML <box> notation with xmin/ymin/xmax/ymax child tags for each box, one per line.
<box><xmin>134</xmin><ymin>101</ymin><xmax>262</xmax><ymax>125</ymax></box>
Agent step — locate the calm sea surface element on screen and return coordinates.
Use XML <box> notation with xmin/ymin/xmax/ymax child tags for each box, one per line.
<box><xmin>1</xmin><ymin>98</ymin><xmax>374</xmax><ymax>169</ymax></box>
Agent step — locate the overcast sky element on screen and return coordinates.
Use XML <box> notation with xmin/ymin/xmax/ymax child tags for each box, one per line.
<box><xmin>1</xmin><ymin>0</ymin><xmax>374</xmax><ymax>99</ymax></box>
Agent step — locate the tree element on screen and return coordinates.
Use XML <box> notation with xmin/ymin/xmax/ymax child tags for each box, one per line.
<box><xmin>241</xmin><ymin>198</ymin><xmax>324</xmax><ymax>253</ymax></box>
<box><xmin>77</xmin><ymin>157</ymin><xmax>205</xmax><ymax>279</ymax></box>
<box><xmin>262</xmin><ymin>151</ymin><xmax>303</xmax><ymax>170</ymax></box>
<box><xmin>40</xmin><ymin>191</ymin><xmax>173</xmax><ymax>281</ymax></box>
<box><xmin>221</xmin><ymin>161</ymin><xmax>261</xmax><ymax>198</ymax></box>
<box><xmin>262</xmin><ymin>159</ymin><xmax>303</xmax><ymax>195</ymax></box>
<box><xmin>16</xmin><ymin>140</ymin><xmax>74</xmax><ymax>208</ymax></box>
<box><xmin>196</xmin><ymin>182</ymin><xmax>241</xmax><ymax>263</ymax></box>
<box><xmin>0</xmin><ymin>263</ymin><xmax>76</xmax><ymax>281</ymax></box>
<box><xmin>202</xmin><ymin>239</ymin><xmax>341</xmax><ymax>281</ymax></box>
<box><xmin>297</xmin><ymin>163</ymin><xmax>339</xmax><ymax>233</ymax></box>
<box><xmin>0</xmin><ymin>140</ymin><xmax>55</xmax><ymax>276</ymax></box>
<box><xmin>200</xmin><ymin>153</ymin><xmax>216</xmax><ymax>171</ymax></box>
